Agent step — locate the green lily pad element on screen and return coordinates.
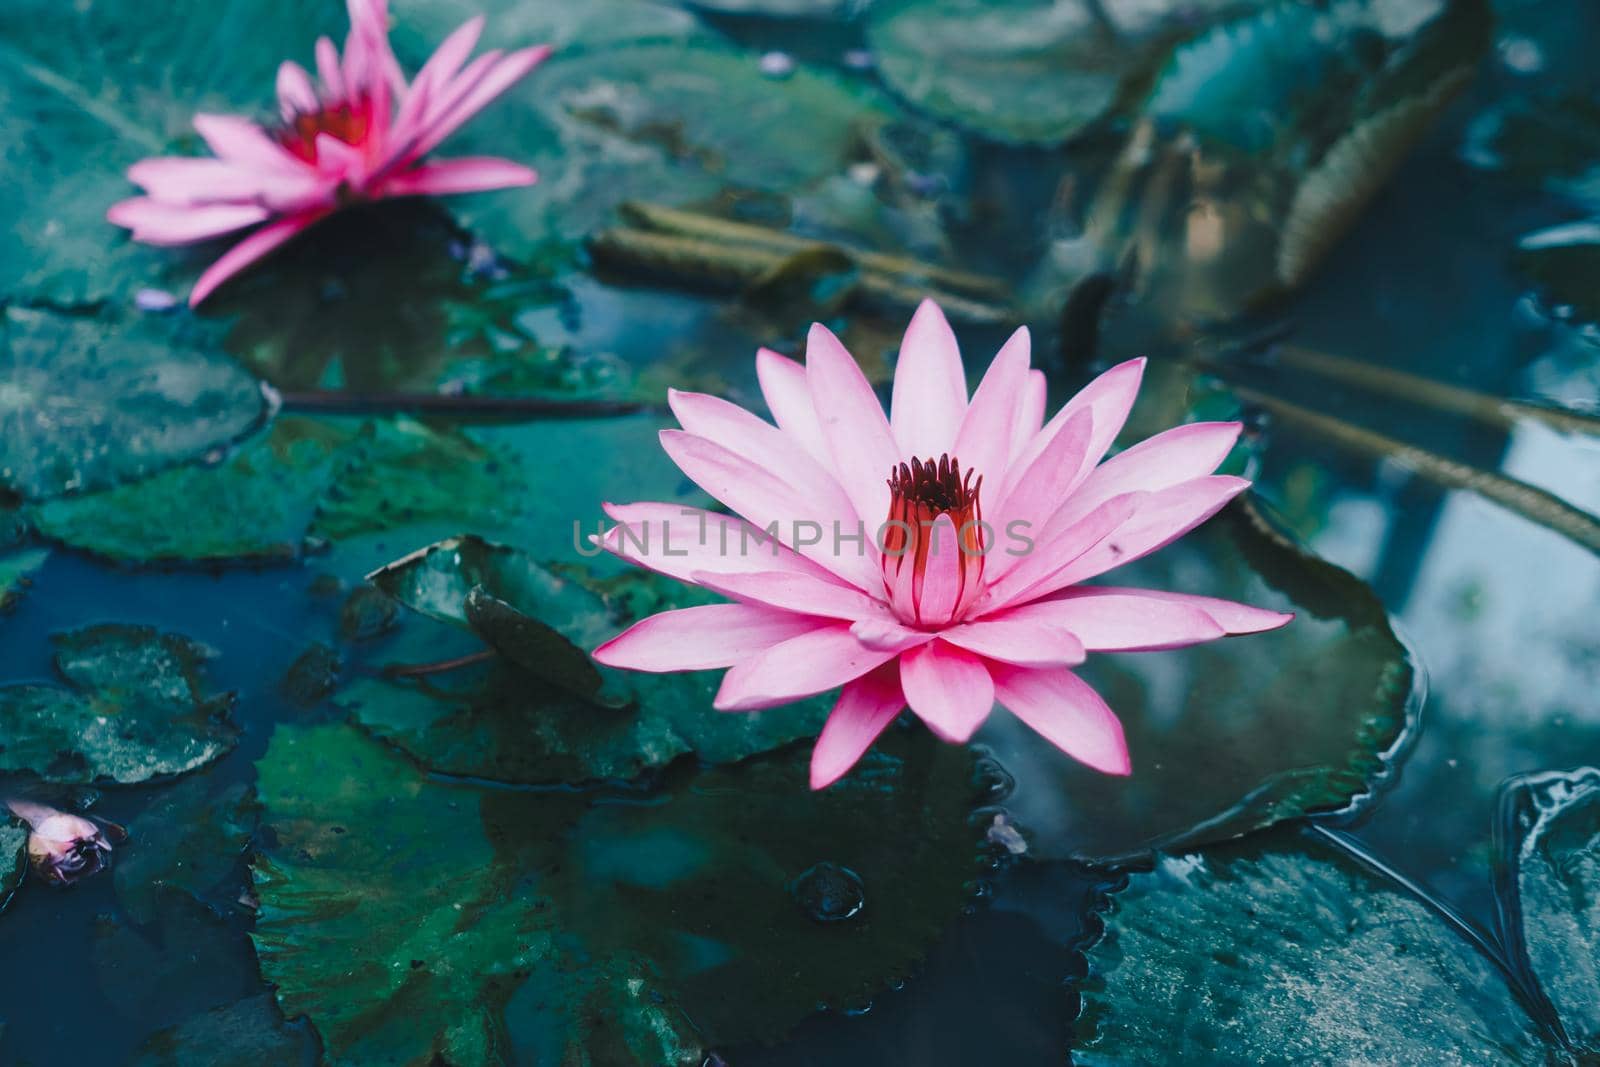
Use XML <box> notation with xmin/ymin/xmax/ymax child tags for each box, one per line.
<box><xmin>113</xmin><ymin>772</ymin><xmax>257</xmax><ymax>925</ymax></box>
<box><xmin>1074</xmin><ymin>826</ymin><xmax>1549</xmax><ymax>1063</ymax></box>
<box><xmin>444</xmin><ymin>42</ymin><xmax>894</xmax><ymax>250</ymax></box>
<box><xmin>0</xmin><ymin>0</ymin><xmax>340</xmax><ymax>305</ymax></box>
<box><xmin>27</xmin><ymin>416</ymin><xmax>520</xmax><ymax>565</ymax></box>
<box><xmin>252</xmin><ymin>721</ymin><xmax>980</xmax><ymax>1060</ymax></box>
<box><xmin>396</xmin><ymin>0</ymin><xmax>704</xmax><ymax>56</ymax></box>
<box><xmin>130</xmin><ymin>994</ymin><xmax>317</xmax><ymax>1067</ymax></box>
<box><xmin>0</xmin><ymin>625</ymin><xmax>237</xmax><ymax>785</ymax></box>
<box><xmin>0</xmin><ymin>822</ymin><xmax>26</xmax><ymax>911</ymax></box>
<box><xmin>354</xmin><ymin>538</ymin><xmax>828</xmax><ymax>782</ymax></box>
<box><xmin>0</xmin><ymin>308</ymin><xmax>268</xmax><ymax>500</ymax></box>
<box><xmin>683</xmin><ymin>0</ymin><xmax>853</xmax><ymax>15</ymax></box>
<box><xmin>0</xmin><ymin>547</ymin><xmax>48</xmax><ymax>613</ymax></box>
<box><xmin>987</xmin><ymin>497</ymin><xmax>1413</xmax><ymax>863</ymax></box>
<box><xmin>867</xmin><ymin>0</ymin><xmax>1133</xmax><ymax>145</ymax></box>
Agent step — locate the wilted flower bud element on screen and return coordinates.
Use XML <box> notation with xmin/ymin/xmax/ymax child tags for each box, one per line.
<box><xmin>5</xmin><ymin>797</ymin><xmax>122</xmax><ymax>887</ymax></box>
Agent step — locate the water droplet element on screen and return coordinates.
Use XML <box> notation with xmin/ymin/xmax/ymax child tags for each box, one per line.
<box><xmin>843</xmin><ymin>49</ymin><xmax>875</xmax><ymax>71</ymax></box>
<box><xmin>134</xmin><ymin>287</ymin><xmax>178</xmax><ymax>312</ymax></box>
<box><xmin>790</xmin><ymin>861</ymin><xmax>864</xmax><ymax>923</ymax></box>
<box><xmin>758</xmin><ymin>51</ymin><xmax>796</xmax><ymax>79</ymax></box>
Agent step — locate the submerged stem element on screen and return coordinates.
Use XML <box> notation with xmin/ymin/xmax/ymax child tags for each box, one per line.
<box><xmin>1234</xmin><ymin>385</ymin><xmax>1600</xmax><ymax>556</ymax></box>
<box><xmin>380</xmin><ymin>648</ymin><xmax>497</xmax><ymax>677</ymax></box>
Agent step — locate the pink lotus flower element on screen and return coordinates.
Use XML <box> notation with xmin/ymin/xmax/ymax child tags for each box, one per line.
<box><xmin>593</xmin><ymin>301</ymin><xmax>1293</xmax><ymax>789</ymax></box>
<box><xmin>5</xmin><ymin>798</ymin><xmax>123</xmax><ymax>887</ymax></box>
<box><xmin>107</xmin><ymin>0</ymin><xmax>550</xmax><ymax>306</ymax></box>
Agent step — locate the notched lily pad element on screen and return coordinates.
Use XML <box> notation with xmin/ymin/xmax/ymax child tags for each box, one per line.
<box><xmin>356</xmin><ymin>537</ymin><xmax>828</xmax><ymax>782</ymax></box>
<box><xmin>0</xmin><ymin>308</ymin><xmax>269</xmax><ymax>501</ymax></box>
<box><xmin>251</xmin><ymin>721</ymin><xmax>980</xmax><ymax>1062</ymax></box>
<box><xmin>0</xmin><ymin>625</ymin><xmax>237</xmax><ymax>784</ymax></box>
<box><xmin>988</xmin><ymin>496</ymin><xmax>1414</xmax><ymax>863</ymax></box>
<box><xmin>1074</xmin><ymin>826</ymin><xmax>1548</xmax><ymax>1064</ymax></box>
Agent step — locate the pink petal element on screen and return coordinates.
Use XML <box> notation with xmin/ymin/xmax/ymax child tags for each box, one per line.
<box><xmin>988</xmin><ymin>407</ymin><xmax>1094</xmax><ymax>579</ymax></box>
<box><xmin>127</xmin><ymin>157</ymin><xmax>327</xmax><ymax>212</ymax></box>
<box><xmin>939</xmin><ymin>616</ymin><xmax>1086</xmax><ymax>668</ymax></box>
<box><xmin>1043</xmin><ymin>476</ymin><xmax>1250</xmax><ymax>590</ymax></box>
<box><xmin>390</xmin><ymin>16</ymin><xmax>485</xmax><ymax>146</ymax></box>
<box><xmin>192</xmin><ymin>114</ymin><xmax>304</xmax><ymax>172</ymax></box>
<box><xmin>1150</xmin><ymin>591</ymin><xmax>1294</xmax><ymax>634</ymax></box>
<box><xmin>849</xmin><ymin>617</ymin><xmax>936</xmax><ymax>653</ymax></box>
<box><xmin>382</xmin><ymin>50</ymin><xmax>501</xmax><ymax>171</ymax></box>
<box><xmin>597</xmin><ymin>502</ymin><xmax>843</xmax><ymax>585</ymax></box>
<box><xmin>316</xmin><ymin>37</ymin><xmax>346</xmax><ymax>99</ymax></box>
<box><xmin>658</xmin><ymin>429</ymin><xmax>880</xmax><ymax>592</ymax></box>
<box><xmin>1010</xmin><ymin>370</ymin><xmax>1047</xmax><ymax>466</ymax></box>
<box><xmin>691</xmin><ymin>570</ymin><xmax>887</xmax><ymax>622</ymax></box>
<box><xmin>313</xmin><ymin>133</ymin><xmax>365</xmax><ymax>182</ymax></box>
<box><xmin>1005</xmin><ymin>357</ymin><xmax>1145</xmax><ymax>503</ymax></box>
<box><xmin>911</xmin><ymin>514</ymin><xmax>964</xmax><ymax>627</ymax></box>
<box><xmin>979</xmin><ymin>491</ymin><xmax>1145</xmax><ymax>612</ymax></box>
<box><xmin>951</xmin><ymin>326</ymin><xmax>1030</xmax><ymax>505</ymax></box>
<box><xmin>276</xmin><ymin>61</ymin><xmax>319</xmax><ymax>118</ymax></box>
<box><xmin>409</xmin><ymin>45</ymin><xmax>551</xmax><ymax>161</ymax></box>
<box><xmin>806</xmin><ymin>323</ymin><xmax>899</xmax><ymax>532</ymax></box>
<box><xmin>810</xmin><ymin>665</ymin><xmax>906</xmax><ymax>789</ymax></box>
<box><xmin>189</xmin><ymin>211</ymin><xmax>327</xmax><ymax>306</ymax></box>
<box><xmin>379</xmin><ymin>156</ymin><xmax>538</xmax><ymax>197</ymax></box>
<box><xmin>991</xmin><ymin>665</ymin><xmax>1130</xmax><ymax>775</ymax></box>
<box><xmin>890</xmin><ymin>299</ymin><xmax>968</xmax><ymax>458</ymax></box>
<box><xmin>997</xmin><ymin>593</ymin><xmax>1224</xmax><ymax>651</ymax></box>
<box><xmin>106</xmin><ymin>198</ymin><xmax>270</xmax><ymax>245</ymax></box>
<box><xmin>900</xmin><ymin>640</ymin><xmax>995</xmax><ymax>743</ymax></box>
<box><xmin>714</xmin><ymin>624</ymin><xmax>899</xmax><ymax>711</ymax></box>
<box><xmin>755</xmin><ymin>347</ymin><xmax>829</xmax><ymax>464</ymax></box>
<box><xmin>1060</xmin><ymin>422</ymin><xmax>1242</xmax><ymax>525</ymax></box>
<box><xmin>592</xmin><ymin>603</ymin><xmax>819</xmax><ymax>672</ymax></box>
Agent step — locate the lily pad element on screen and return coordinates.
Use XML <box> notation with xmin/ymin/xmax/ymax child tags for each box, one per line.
<box><xmin>0</xmin><ymin>308</ymin><xmax>268</xmax><ymax>500</ymax></box>
<box><xmin>0</xmin><ymin>625</ymin><xmax>237</xmax><ymax>785</ymax></box>
<box><xmin>1074</xmin><ymin>826</ymin><xmax>1549</xmax><ymax>1063</ymax></box>
<box><xmin>113</xmin><ymin>772</ymin><xmax>257</xmax><ymax>924</ymax></box>
<box><xmin>0</xmin><ymin>0</ymin><xmax>340</xmax><ymax>304</ymax></box>
<box><xmin>27</xmin><ymin>416</ymin><xmax>520</xmax><ymax>565</ymax></box>
<box><xmin>444</xmin><ymin>42</ymin><xmax>894</xmax><ymax>250</ymax></box>
<box><xmin>0</xmin><ymin>547</ymin><xmax>48</xmax><ymax>613</ymax></box>
<box><xmin>986</xmin><ymin>496</ymin><xmax>1413</xmax><ymax>863</ymax></box>
<box><xmin>354</xmin><ymin>538</ymin><xmax>828</xmax><ymax>782</ymax></box>
<box><xmin>130</xmin><ymin>994</ymin><xmax>317</xmax><ymax>1067</ymax></box>
<box><xmin>252</xmin><ymin>721</ymin><xmax>980</xmax><ymax>1060</ymax></box>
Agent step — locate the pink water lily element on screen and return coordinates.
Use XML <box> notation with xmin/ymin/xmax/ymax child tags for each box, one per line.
<box><xmin>5</xmin><ymin>798</ymin><xmax>122</xmax><ymax>887</ymax></box>
<box><xmin>107</xmin><ymin>0</ymin><xmax>549</xmax><ymax>306</ymax></box>
<box><xmin>593</xmin><ymin>300</ymin><xmax>1293</xmax><ymax>789</ymax></box>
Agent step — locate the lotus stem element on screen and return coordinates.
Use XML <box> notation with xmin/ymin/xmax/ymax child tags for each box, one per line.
<box><xmin>1234</xmin><ymin>385</ymin><xmax>1600</xmax><ymax>556</ymax></box>
<box><xmin>380</xmin><ymin>648</ymin><xmax>498</xmax><ymax>677</ymax></box>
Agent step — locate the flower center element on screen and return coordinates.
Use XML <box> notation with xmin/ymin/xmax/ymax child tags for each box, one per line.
<box><xmin>276</xmin><ymin>98</ymin><xmax>373</xmax><ymax>164</ymax></box>
<box><xmin>881</xmin><ymin>454</ymin><xmax>985</xmax><ymax>628</ymax></box>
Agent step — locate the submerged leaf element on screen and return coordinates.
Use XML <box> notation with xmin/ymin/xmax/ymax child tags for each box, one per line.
<box><xmin>0</xmin><ymin>547</ymin><xmax>48</xmax><ymax>613</ymax></box>
<box><xmin>0</xmin><ymin>822</ymin><xmax>25</xmax><ymax>912</ymax></box>
<box><xmin>130</xmin><ymin>994</ymin><xmax>316</xmax><ymax>1067</ymax></box>
<box><xmin>990</xmin><ymin>497</ymin><xmax>1413</xmax><ymax>863</ymax></box>
<box><xmin>113</xmin><ymin>773</ymin><xmax>257</xmax><ymax>925</ymax></box>
<box><xmin>252</xmin><ymin>722</ymin><xmax>979</xmax><ymax>1060</ymax></box>
<box><xmin>0</xmin><ymin>309</ymin><xmax>268</xmax><ymax>500</ymax></box>
<box><xmin>1074</xmin><ymin>827</ymin><xmax>1548</xmax><ymax>1063</ymax></box>
<box><xmin>0</xmin><ymin>625</ymin><xmax>237</xmax><ymax>785</ymax></box>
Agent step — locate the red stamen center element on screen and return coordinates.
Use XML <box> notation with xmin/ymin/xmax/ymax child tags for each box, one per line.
<box><xmin>882</xmin><ymin>454</ymin><xmax>985</xmax><ymax>625</ymax></box>
<box><xmin>276</xmin><ymin>98</ymin><xmax>373</xmax><ymax>164</ymax></box>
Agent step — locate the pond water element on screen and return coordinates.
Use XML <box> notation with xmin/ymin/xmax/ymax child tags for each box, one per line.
<box><xmin>1</xmin><ymin>0</ymin><xmax>1598</xmax><ymax>1063</ymax></box>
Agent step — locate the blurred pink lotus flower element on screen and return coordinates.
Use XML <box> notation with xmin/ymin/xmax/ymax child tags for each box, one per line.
<box><xmin>593</xmin><ymin>300</ymin><xmax>1293</xmax><ymax>789</ymax></box>
<box><xmin>5</xmin><ymin>798</ymin><xmax>123</xmax><ymax>887</ymax></box>
<box><xmin>107</xmin><ymin>0</ymin><xmax>550</xmax><ymax>306</ymax></box>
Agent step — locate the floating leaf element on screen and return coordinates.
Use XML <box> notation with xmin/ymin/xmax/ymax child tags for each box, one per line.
<box><xmin>0</xmin><ymin>625</ymin><xmax>236</xmax><ymax>785</ymax></box>
<box><xmin>681</xmin><ymin>0</ymin><xmax>850</xmax><ymax>16</ymax></box>
<box><xmin>443</xmin><ymin>42</ymin><xmax>894</xmax><ymax>250</ymax></box>
<box><xmin>252</xmin><ymin>722</ymin><xmax>979</xmax><ymax>1060</ymax></box>
<box><xmin>113</xmin><ymin>772</ymin><xmax>257</xmax><ymax>924</ymax></box>
<box><xmin>130</xmin><ymin>994</ymin><xmax>317</xmax><ymax>1067</ymax></box>
<box><xmin>0</xmin><ymin>308</ymin><xmax>268</xmax><ymax>500</ymax></box>
<box><xmin>356</xmin><ymin>538</ymin><xmax>828</xmax><ymax>782</ymax></box>
<box><xmin>0</xmin><ymin>547</ymin><xmax>48</xmax><ymax>613</ymax></box>
<box><xmin>989</xmin><ymin>497</ymin><xmax>1413</xmax><ymax>863</ymax></box>
<box><xmin>1074</xmin><ymin>827</ymin><xmax>1549</xmax><ymax>1063</ymax></box>
<box><xmin>27</xmin><ymin>417</ymin><xmax>520</xmax><ymax>565</ymax></box>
